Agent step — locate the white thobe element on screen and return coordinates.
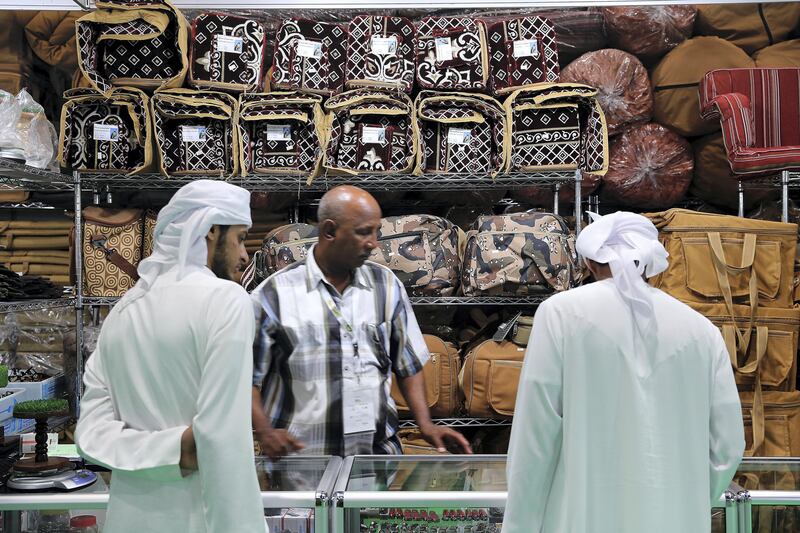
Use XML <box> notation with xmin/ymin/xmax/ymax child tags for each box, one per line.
<box><xmin>75</xmin><ymin>268</ymin><xmax>267</xmax><ymax>533</ymax></box>
<box><xmin>505</xmin><ymin>279</ymin><xmax>744</xmax><ymax>533</ymax></box>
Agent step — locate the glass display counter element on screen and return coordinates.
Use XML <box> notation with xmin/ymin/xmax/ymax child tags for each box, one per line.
<box><xmin>0</xmin><ymin>455</ymin><xmax>341</xmax><ymax>533</ymax></box>
<box><xmin>330</xmin><ymin>455</ymin><xmax>740</xmax><ymax>533</ymax></box>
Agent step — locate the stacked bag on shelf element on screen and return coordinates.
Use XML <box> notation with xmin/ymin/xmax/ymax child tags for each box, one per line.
<box><xmin>71</xmin><ymin>207</ymin><xmax>157</xmax><ymax>297</ymax></box>
<box><xmin>240</xmin><ymin>210</ymin><xmax>581</xmax><ymax>424</ymax></box>
<box><xmin>60</xmin><ymin>6</ymin><xmax>611</xmax><ymax>182</ymax></box>
<box><xmin>646</xmin><ymin>209</ymin><xmax>800</xmax><ymax>458</ymax></box>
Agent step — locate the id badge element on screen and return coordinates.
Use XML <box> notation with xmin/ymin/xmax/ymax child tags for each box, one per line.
<box><xmin>343</xmin><ymin>387</ymin><xmax>376</xmax><ymax>435</ymax></box>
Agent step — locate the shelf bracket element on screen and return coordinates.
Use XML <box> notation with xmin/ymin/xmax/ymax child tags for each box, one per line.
<box><xmin>72</xmin><ymin>0</ymin><xmax>91</xmax><ymax>9</ymax></box>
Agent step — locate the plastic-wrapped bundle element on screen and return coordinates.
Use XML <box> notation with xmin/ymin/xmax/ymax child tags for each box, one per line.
<box><xmin>415</xmin><ymin>16</ymin><xmax>488</xmax><ymax>91</ymax></box>
<box><xmin>560</xmin><ymin>49</ymin><xmax>652</xmax><ymax>136</ymax></box>
<box><xmin>599</xmin><ymin>123</ymin><xmax>693</xmax><ymax>210</ymax></box>
<box><xmin>651</xmin><ymin>37</ymin><xmax>753</xmax><ymax>137</ymax></box>
<box><xmin>345</xmin><ymin>15</ymin><xmax>416</xmax><ymax>93</ymax></box>
<box><xmin>0</xmin><ymin>89</ymin><xmax>57</xmax><ymax>169</ymax></box>
<box><xmin>690</xmin><ymin>133</ymin><xmax>777</xmax><ymax>211</ymax></box>
<box><xmin>694</xmin><ymin>3</ymin><xmax>800</xmax><ymax>55</ymax></box>
<box><xmin>511</xmin><ymin>172</ymin><xmax>601</xmax><ymax>208</ymax></box>
<box><xmin>602</xmin><ymin>6</ymin><xmax>696</xmax><ymax>61</ymax></box>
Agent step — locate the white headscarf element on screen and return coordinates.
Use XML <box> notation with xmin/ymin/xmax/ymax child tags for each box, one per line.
<box><xmin>576</xmin><ymin>211</ymin><xmax>669</xmax><ymax>336</ymax></box>
<box><xmin>116</xmin><ymin>180</ymin><xmax>252</xmax><ymax>311</ymax></box>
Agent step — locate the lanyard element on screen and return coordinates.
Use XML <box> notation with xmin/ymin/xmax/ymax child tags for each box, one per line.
<box><xmin>319</xmin><ymin>285</ymin><xmax>360</xmax><ymax>377</ymax></box>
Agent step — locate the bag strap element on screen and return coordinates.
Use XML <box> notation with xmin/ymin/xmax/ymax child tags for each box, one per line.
<box><xmin>744</xmin><ymin>326</ymin><xmax>768</xmax><ymax>457</ymax></box>
<box><xmin>708</xmin><ymin>232</ymin><xmax>758</xmax><ymax>356</ymax></box>
<box><xmin>90</xmin><ymin>236</ymin><xmax>140</xmax><ymax>281</ymax></box>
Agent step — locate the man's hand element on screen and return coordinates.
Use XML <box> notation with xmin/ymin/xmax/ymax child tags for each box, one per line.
<box><xmin>179</xmin><ymin>426</ymin><xmax>198</xmax><ymax>475</ymax></box>
<box><xmin>256</xmin><ymin>427</ymin><xmax>306</xmax><ymax>459</ymax></box>
<box><xmin>419</xmin><ymin>423</ymin><xmax>473</xmax><ymax>454</ymax></box>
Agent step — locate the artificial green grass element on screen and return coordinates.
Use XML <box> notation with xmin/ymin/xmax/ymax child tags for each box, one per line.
<box><xmin>13</xmin><ymin>399</ymin><xmax>69</xmax><ymax>419</ymax></box>
<box><xmin>0</xmin><ymin>365</ymin><xmax>7</xmax><ymax>389</ymax></box>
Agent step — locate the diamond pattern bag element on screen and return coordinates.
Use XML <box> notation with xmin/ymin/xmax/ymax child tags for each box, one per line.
<box><xmin>76</xmin><ymin>0</ymin><xmax>188</xmax><ymax>95</ymax></box>
<box><xmin>504</xmin><ymin>83</ymin><xmax>609</xmax><ymax>175</ymax></box>
<box><xmin>151</xmin><ymin>89</ymin><xmax>239</xmax><ymax>175</ymax></box>
<box><xmin>238</xmin><ymin>92</ymin><xmax>325</xmax><ymax>181</ymax></box>
<box><xmin>189</xmin><ymin>13</ymin><xmax>267</xmax><ymax>92</ymax></box>
<box><xmin>415</xmin><ymin>91</ymin><xmax>505</xmax><ymax>176</ymax></box>
<box><xmin>484</xmin><ymin>16</ymin><xmax>560</xmax><ymax>96</ymax></box>
<box><xmin>58</xmin><ymin>87</ymin><xmax>152</xmax><ymax>175</ymax></box>
<box><xmin>415</xmin><ymin>16</ymin><xmax>489</xmax><ymax>91</ymax></box>
<box><xmin>346</xmin><ymin>15</ymin><xmax>416</xmax><ymax>93</ymax></box>
<box><xmin>323</xmin><ymin>89</ymin><xmax>416</xmax><ymax>175</ymax></box>
<box><xmin>271</xmin><ymin>19</ymin><xmax>348</xmax><ymax>96</ymax></box>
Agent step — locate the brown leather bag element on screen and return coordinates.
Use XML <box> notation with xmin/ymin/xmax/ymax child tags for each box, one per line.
<box><xmin>459</xmin><ymin>337</ymin><xmax>526</xmax><ymax>418</ymax></box>
<box><xmin>391</xmin><ymin>334</ymin><xmax>461</xmax><ymax>418</ymax></box>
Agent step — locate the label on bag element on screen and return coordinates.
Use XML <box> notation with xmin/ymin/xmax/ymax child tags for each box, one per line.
<box><xmin>93</xmin><ymin>123</ymin><xmax>119</xmax><ymax>142</ymax></box>
<box><xmin>267</xmin><ymin>124</ymin><xmax>292</xmax><ymax>141</ymax></box>
<box><xmin>513</xmin><ymin>39</ymin><xmax>539</xmax><ymax>58</ymax></box>
<box><xmin>181</xmin><ymin>125</ymin><xmax>207</xmax><ymax>143</ymax></box>
<box><xmin>435</xmin><ymin>37</ymin><xmax>453</xmax><ymax>62</ymax></box>
<box><xmin>371</xmin><ymin>35</ymin><xmax>398</xmax><ymax>56</ymax></box>
<box><xmin>216</xmin><ymin>35</ymin><xmax>244</xmax><ymax>54</ymax></box>
<box><xmin>361</xmin><ymin>126</ymin><xmax>386</xmax><ymax>144</ymax></box>
<box><xmin>343</xmin><ymin>387</ymin><xmax>375</xmax><ymax>435</ymax></box>
<box><xmin>296</xmin><ymin>39</ymin><xmax>323</xmax><ymax>59</ymax></box>
<box><xmin>448</xmin><ymin>127</ymin><xmax>472</xmax><ymax>145</ymax></box>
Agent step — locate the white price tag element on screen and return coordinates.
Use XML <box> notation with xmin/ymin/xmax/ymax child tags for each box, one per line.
<box><xmin>513</xmin><ymin>39</ymin><xmax>539</xmax><ymax>59</ymax></box>
<box><xmin>371</xmin><ymin>35</ymin><xmax>398</xmax><ymax>56</ymax></box>
<box><xmin>21</xmin><ymin>433</ymin><xmax>58</xmax><ymax>454</ymax></box>
<box><xmin>296</xmin><ymin>39</ymin><xmax>323</xmax><ymax>59</ymax></box>
<box><xmin>216</xmin><ymin>34</ymin><xmax>244</xmax><ymax>54</ymax></box>
<box><xmin>361</xmin><ymin>126</ymin><xmax>386</xmax><ymax>144</ymax></box>
<box><xmin>435</xmin><ymin>37</ymin><xmax>453</xmax><ymax>61</ymax></box>
<box><xmin>434</xmin><ymin>37</ymin><xmax>453</xmax><ymax>62</ymax></box>
<box><xmin>181</xmin><ymin>125</ymin><xmax>207</xmax><ymax>143</ymax></box>
<box><xmin>448</xmin><ymin>127</ymin><xmax>472</xmax><ymax>145</ymax></box>
<box><xmin>93</xmin><ymin>123</ymin><xmax>119</xmax><ymax>142</ymax></box>
<box><xmin>343</xmin><ymin>388</ymin><xmax>375</xmax><ymax>435</ymax></box>
<box><xmin>267</xmin><ymin>124</ymin><xmax>292</xmax><ymax>141</ymax></box>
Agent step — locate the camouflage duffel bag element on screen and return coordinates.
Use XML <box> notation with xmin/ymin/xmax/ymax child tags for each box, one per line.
<box><xmin>369</xmin><ymin>215</ymin><xmax>463</xmax><ymax>296</ymax></box>
<box><xmin>241</xmin><ymin>223</ymin><xmax>318</xmax><ymax>291</ymax></box>
<box><xmin>461</xmin><ymin>211</ymin><xmax>581</xmax><ymax>296</ymax></box>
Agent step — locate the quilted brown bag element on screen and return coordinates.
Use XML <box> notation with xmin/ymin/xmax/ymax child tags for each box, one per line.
<box><xmin>390</xmin><ymin>334</ymin><xmax>461</xmax><ymax>418</ymax></box>
<box><xmin>72</xmin><ymin>207</ymin><xmax>156</xmax><ymax>297</ymax></box>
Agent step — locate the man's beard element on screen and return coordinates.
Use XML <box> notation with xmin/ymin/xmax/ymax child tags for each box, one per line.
<box><xmin>210</xmin><ymin>240</ymin><xmax>232</xmax><ymax>281</ymax></box>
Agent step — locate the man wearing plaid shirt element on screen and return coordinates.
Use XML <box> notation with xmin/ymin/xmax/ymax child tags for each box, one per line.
<box><xmin>251</xmin><ymin>186</ymin><xmax>471</xmax><ymax>457</ymax></box>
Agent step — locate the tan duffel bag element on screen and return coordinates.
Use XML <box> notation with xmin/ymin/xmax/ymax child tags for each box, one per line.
<box><xmin>740</xmin><ymin>390</ymin><xmax>800</xmax><ymax>457</ymax></box>
<box><xmin>398</xmin><ymin>429</ymin><xmax>450</xmax><ymax>455</ymax></box>
<box><xmin>391</xmin><ymin>334</ymin><xmax>461</xmax><ymax>418</ymax></box>
<box><xmin>646</xmin><ymin>209</ymin><xmax>797</xmax><ymax>309</ymax></box>
<box><xmin>689</xmin><ymin>302</ymin><xmax>800</xmax><ymax>393</ymax></box>
<box><xmin>459</xmin><ymin>336</ymin><xmax>526</xmax><ymax>418</ymax></box>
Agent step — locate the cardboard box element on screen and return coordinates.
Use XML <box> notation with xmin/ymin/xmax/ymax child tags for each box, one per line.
<box><xmin>0</xmin><ymin>388</ymin><xmax>27</xmax><ymax>423</ymax></box>
<box><xmin>11</xmin><ymin>374</ymin><xmax>66</xmax><ymax>403</ymax></box>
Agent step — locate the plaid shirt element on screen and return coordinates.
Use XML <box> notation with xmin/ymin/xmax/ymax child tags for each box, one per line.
<box><xmin>251</xmin><ymin>246</ymin><xmax>429</xmax><ymax>456</ymax></box>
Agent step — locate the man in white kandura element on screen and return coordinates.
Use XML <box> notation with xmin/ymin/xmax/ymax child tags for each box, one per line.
<box><xmin>75</xmin><ymin>180</ymin><xmax>267</xmax><ymax>533</ymax></box>
<box><xmin>504</xmin><ymin>211</ymin><xmax>745</xmax><ymax>533</ymax></box>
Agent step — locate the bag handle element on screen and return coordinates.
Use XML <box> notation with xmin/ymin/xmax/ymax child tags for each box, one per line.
<box><xmin>744</xmin><ymin>326</ymin><xmax>768</xmax><ymax>456</ymax></box>
<box><xmin>708</xmin><ymin>232</ymin><xmax>758</xmax><ymax>356</ymax></box>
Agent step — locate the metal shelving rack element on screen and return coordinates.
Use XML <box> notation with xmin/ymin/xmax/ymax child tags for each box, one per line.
<box><xmin>1</xmin><ymin>162</ymin><xmax>579</xmax><ymax>425</ymax></box>
<box><xmin>398</xmin><ymin>418</ymin><xmax>512</xmax><ymax>429</ymax></box>
<box><xmin>736</xmin><ymin>170</ymin><xmax>800</xmax><ymax>221</ymax></box>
